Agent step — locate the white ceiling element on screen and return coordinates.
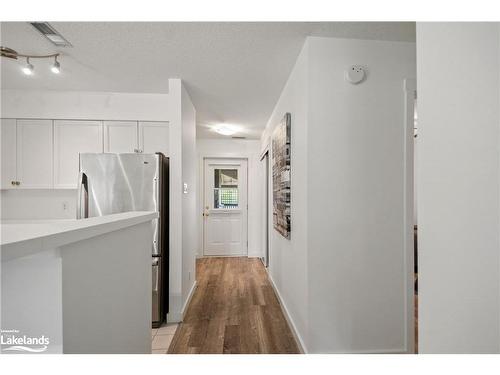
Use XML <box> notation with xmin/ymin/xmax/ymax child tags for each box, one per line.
<box><xmin>0</xmin><ymin>22</ymin><xmax>415</xmax><ymax>139</ymax></box>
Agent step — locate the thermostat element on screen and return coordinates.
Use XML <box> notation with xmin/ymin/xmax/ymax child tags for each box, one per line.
<box><xmin>345</xmin><ymin>65</ymin><xmax>366</xmax><ymax>84</ymax></box>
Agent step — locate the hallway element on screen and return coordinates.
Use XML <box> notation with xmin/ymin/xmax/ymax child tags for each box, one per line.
<box><xmin>168</xmin><ymin>257</ymin><xmax>300</xmax><ymax>354</ymax></box>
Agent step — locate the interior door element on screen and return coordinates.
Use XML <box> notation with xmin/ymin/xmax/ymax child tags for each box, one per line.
<box><xmin>203</xmin><ymin>158</ymin><xmax>248</xmax><ymax>256</ymax></box>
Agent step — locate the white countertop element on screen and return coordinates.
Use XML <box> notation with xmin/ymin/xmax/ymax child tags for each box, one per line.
<box><xmin>0</xmin><ymin>211</ymin><xmax>158</xmax><ymax>262</ymax></box>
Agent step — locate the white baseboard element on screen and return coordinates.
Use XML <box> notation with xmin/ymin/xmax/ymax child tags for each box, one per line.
<box><xmin>181</xmin><ymin>280</ymin><xmax>198</xmax><ymax>319</ymax></box>
<box><xmin>167</xmin><ymin>311</ymin><xmax>183</xmax><ymax>323</ymax></box>
<box><xmin>267</xmin><ymin>273</ymin><xmax>308</xmax><ymax>354</ymax></box>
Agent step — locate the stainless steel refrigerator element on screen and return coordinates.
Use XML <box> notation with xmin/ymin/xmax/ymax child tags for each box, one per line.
<box><xmin>77</xmin><ymin>153</ymin><xmax>169</xmax><ymax>328</ymax></box>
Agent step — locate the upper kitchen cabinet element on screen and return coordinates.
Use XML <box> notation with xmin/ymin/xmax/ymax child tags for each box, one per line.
<box><xmin>1</xmin><ymin>119</ymin><xmax>53</xmax><ymax>189</ymax></box>
<box><xmin>104</xmin><ymin>121</ymin><xmax>138</xmax><ymax>153</ymax></box>
<box><xmin>54</xmin><ymin>120</ymin><xmax>103</xmax><ymax>188</ymax></box>
<box><xmin>1</xmin><ymin>119</ymin><xmax>17</xmax><ymax>189</ymax></box>
<box><xmin>16</xmin><ymin>120</ymin><xmax>54</xmax><ymax>189</ymax></box>
<box><xmin>138</xmin><ymin>122</ymin><xmax>169</xmax><ymax>155</ymax></box>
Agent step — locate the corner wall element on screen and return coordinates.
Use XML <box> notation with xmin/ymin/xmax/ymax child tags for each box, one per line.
<box><xmin>180</xmin><ymin>84</ymin><xmax>197</xmax><ymax>316</ymax></box>
<box><xmin>261</xmin><ymin>40</ymin><xmax>310</xmax><ymax>351</ymax></box>
<box><xmin>261</xmin><ymin>36</ymin><xmax>416</xmax><ymax>353</ymax></box>
<box><xmin>417</xmin><ymin>22</ymin><xmax>500</xmax><ymax>353</ymax></box>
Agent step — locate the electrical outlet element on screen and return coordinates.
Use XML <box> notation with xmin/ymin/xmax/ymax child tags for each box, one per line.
<box><xmin>62</xmin><ymin>201</ymin><xmax>68</xmax><ymax>211</ymax></box>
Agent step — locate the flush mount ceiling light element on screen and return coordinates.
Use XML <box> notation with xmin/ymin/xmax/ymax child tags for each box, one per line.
<box><xmin>214</xmin><ymin>124</ymin><xmax>239</xmax><ymax>136</ymax></box>
<box><xmin>1</xmin><ymin>46</ymin><xmax>62</xmax><ymax>76</ymax></box>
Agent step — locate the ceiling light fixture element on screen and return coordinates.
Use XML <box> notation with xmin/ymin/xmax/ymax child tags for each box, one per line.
<box><xmin>1</xmin><ymin>46</ymin><xmax>62</xmax><ymax>76</ymax></box>
<box><xmin>22</xmin><ymin>57</ymin><xmax>34</xmax><ymax>75</ymax></box>
<box><xmin>214</xmin><ymin>124</ymin><xmax>239</xmax><ymax>136</ymax></box>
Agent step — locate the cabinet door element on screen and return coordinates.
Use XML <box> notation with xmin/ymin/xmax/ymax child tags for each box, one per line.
<box><xmin>54</xmin><ymin>120</ymin><xmax>103</xmax><ymax>188</ymax></box>
<box><xmin>0</xmin><ymin>119</ymin><xmax>17</xmax><ymax>189</ymax></box>
<box><xmin>103</xmin><ymin>121</ymin><xmax>138</xmax><ymax>153</ymax></box>
<box><xmin>138</xmin><ymin>122</ymin><xmax>169</xmax><ymax>155</ymax></box>
<box><xmin>16</xmin><ymin>120</ymin><xmax>54</xmax><ymax>189</ymax></box>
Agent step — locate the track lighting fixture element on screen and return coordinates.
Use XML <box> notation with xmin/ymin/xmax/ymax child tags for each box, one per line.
<box><xmin>1</xmin><ymin>46</ymin><xmax>62</xmax><ymax>76</ymax></box>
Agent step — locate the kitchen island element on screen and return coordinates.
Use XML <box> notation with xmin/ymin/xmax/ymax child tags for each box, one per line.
<box><xmin>1</xmin><ymin>211</ymin><xmax>157</xmax><ymax>354</ymax></box>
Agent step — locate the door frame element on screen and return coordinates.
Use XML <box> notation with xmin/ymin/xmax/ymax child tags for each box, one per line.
<box><xmin>202</xmin><ymin>157</ymin><xmax>249</xmax><ymax>257</ymax></box>
<box><xmin>403</xmin><ymin>78</ymin><xmax>416</xmax><ymax>354</ymax></box>
<box><xmin>259</xmin><ymin>148</ymin><xmax>270</xmax><ymax>267</ymax></box>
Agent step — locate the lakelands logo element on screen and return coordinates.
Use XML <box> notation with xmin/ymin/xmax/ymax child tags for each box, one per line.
<box><xmin>1</xmin><ymin>329</ymin><xmax>50</xmax><ymax>353</ymax></box>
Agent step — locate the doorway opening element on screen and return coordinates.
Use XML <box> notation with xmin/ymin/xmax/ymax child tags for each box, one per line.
<box><xmin>202</xmin><ymin>158</ymin><xmax>248</xmax><ymax>257</ymax></box>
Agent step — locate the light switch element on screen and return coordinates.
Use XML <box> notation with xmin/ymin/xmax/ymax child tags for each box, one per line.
<box><xmin>183</xmin><ymin>183</ymin><xmax>188</xmax><ymax>194</ymax></box>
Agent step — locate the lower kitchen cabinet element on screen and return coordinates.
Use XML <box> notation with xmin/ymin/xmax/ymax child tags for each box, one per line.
<box><xmin>54</xmin><ymin>120</ymin><xmax>103</xmax><ymax>188</ymax></box>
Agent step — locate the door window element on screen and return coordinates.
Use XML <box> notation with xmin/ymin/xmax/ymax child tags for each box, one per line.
<box><xmin>214</xmin><ymin>168</ymin><xmax>239</xmax><ymax>209</ymax></box>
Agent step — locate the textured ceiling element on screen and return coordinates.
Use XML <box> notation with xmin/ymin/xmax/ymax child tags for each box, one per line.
<box><xmin>0</xmin><ymin>22</ymin><xmax>415</xmax><ymax>139</ymax></box>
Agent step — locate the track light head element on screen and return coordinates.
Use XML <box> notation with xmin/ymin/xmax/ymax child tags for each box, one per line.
<box><xmin>51</xmin><ymin>57</ymin><xmax>60</xmax><ymax>74</ymax></box>
<box><xmin>21</xmin><ymin>58</ymin><xmax>34</xmax><ymax>75</ymax></box>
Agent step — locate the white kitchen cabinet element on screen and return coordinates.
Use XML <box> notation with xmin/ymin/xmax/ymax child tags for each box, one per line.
<box><xmin>103</xmin><ymin>121</ymin><xmax>138</xmax><ymax>153</ymax></box>
<box><xmin>54</xmin><ymin>120</ymin><xmax>103</xmax><ymax>188</ymax></box>
<box><xmin>16</xmin><ymin>120</ymin><xmax>54</xmax><ymax>189</ymax></box>
<box><xmin>138</xmin><ymin>122</ymin><xmax>169</xmax><ymax>155</ymax></box>
<box><xmin>1</xmin><ymin>119</ymin><xmax>17</xmax><ymax>189</ymax></box>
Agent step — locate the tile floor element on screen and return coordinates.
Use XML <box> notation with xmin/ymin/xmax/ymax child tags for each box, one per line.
<box><xmin>151</xmin><ymin>323</ymin><xmax>179</xmax><ymax>354</ymax></box>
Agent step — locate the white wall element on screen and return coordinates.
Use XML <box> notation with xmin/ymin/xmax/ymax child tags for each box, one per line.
<box><xmin>0</xmin><ymin>189</ymin><xmax>77</xmax><ymax>220</ymax></box>
<box><xmin>261</xmin><ymin>37</ymin><xmax>416</xmax><ymax>353</ymax></box>
<box><xmin>1</xmin><ymin>89</ymin><xmax>170</xmax><ymax>121</ymax></box>
<box><xmin>180</xmin><ymin>84</ymin><xmax>197</xmax><ymax>315</ymax></box>
<box><xmin>417</xmin><ymin>23</ymin><xmax>500</xmax><ymax>353</ymax></box>
<box><xmin>307</xmin><ymin>37</ymin><xmax>415</xmax><ymax>353</ymax></box>
<box><xmin>196</xmin><ymin>139</ymin><xmax>262</xmax><ymax>258</ymax></box>
<box><xmin>261</xmin><ymin>41</ymin><xmax>310</xmax><ymax>351</ymax></box>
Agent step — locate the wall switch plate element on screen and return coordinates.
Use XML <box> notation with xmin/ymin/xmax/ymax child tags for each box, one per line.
<box><xmin>62</xmin><ymin>202</ymin><xmax>68</xmax><ymax>211</ymax></box>
<box><xmin>183</xmin><ymin>183</ymin><xmax>188</xmax><ymax>194</ymax></box>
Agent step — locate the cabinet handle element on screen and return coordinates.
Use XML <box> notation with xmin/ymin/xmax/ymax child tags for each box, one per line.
<box><xmin>11</xmin><ymin>181</ymin><xmax>15</xmax><ymax>186</ymax></box>
<box><xmin>16</xmin><ymin>181</ymin><xmax>20</xmax><ymax>186</ymax></box>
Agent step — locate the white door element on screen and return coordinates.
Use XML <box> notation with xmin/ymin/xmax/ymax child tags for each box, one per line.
<box><xmin>16</xmin><ymin>120</ymin><xmax>54</xmax><ymax>189</ymax></box>
<box><xmin>1</xmin><ymin>119</ymin><xmax>17</xmax><ymax>189</ymax></box>
<box><xmin>103</xmin><ymin>121</ymin><xmax>138</xmax><ymax>153</ymax></box>
<box><xmin>203</xmin><ymin>158</ymin><xmax>248</xmax><ymax>256</ymax></box>
<box><xmin>138</xmin><ymin>122</ymin><xmax>169</xmax><ymax>155</ymax></box>
<box><xmin>54</xmin><ymin>120</ymin><xmax>103</xmax><ymax>188</ymax></box>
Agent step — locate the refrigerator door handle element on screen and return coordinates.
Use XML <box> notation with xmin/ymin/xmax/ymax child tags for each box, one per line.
<box><xmin>76</xmin><ymin>171</ymin><xmax>89</xmax><ymax>219</ymax></box>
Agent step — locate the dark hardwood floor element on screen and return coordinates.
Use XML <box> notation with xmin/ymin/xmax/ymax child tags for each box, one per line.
<box><xmin>168</xmin><ymin>257</ymin><xmax>300</xmax><ymax>354</ymax></box>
